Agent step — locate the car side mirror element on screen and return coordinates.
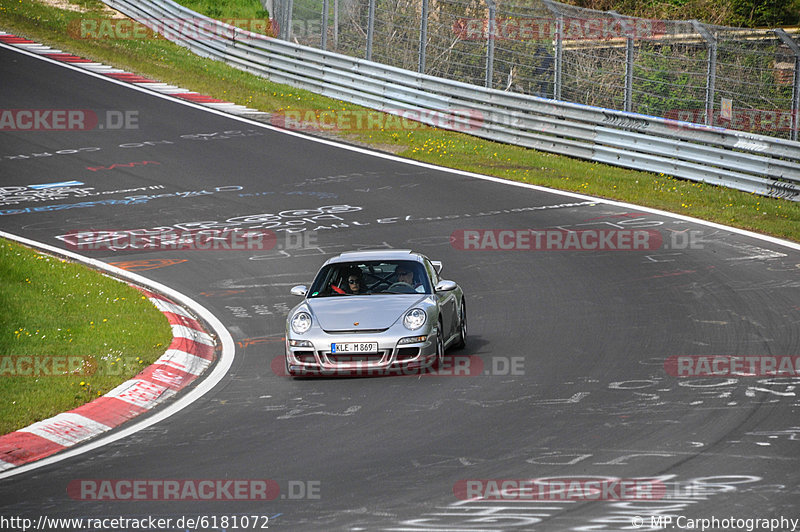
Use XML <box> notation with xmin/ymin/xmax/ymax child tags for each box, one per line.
<box><xmin>435</xmin><ymin>280</ymin><xmax>457</xmax><ymax>292</ymax></box>
<box><xmin>290</xmin><ymin>285</ymin><xmax>308</xmax><ymax>297</ymax></box>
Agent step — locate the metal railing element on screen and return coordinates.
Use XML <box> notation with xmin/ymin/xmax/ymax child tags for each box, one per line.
<box><xmin>101</xmin><ymin>0</ymin><xmax>800</xmax><ymax>200</ymax></box>
<box><xmin>276</xmin><ymin>0</ymin><xmax>800</xmax><ymax>142</ymax></box>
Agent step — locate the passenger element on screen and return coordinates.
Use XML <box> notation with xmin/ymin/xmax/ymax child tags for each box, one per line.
<box><xmin>345</xmin><ymin>267</ymin><xmax>367</xmax><ymax>294</ymax></box>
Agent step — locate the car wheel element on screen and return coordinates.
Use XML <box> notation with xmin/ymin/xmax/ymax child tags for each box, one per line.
<box><xmin>454</xmin><ymin>299</ymin><xmax>467</xmax><ymax>350</ymax></box>
<box><xmin>435</xmin><ymin>321</ymin><xmax>445</xmax><ymax>369</ymax></box>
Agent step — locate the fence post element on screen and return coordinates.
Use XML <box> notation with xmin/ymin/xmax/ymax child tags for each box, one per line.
<box><xmin>692</xmin><ymin>20</ymin><xmax>717</xmax><ymax>126</ymax></box>
<box><xmin>321</xmin><ymin>0</ymin><xmax>329</xmax><ymax>50</ymax></box>
<box><xmin>333</xmin><ymin>0</ymin><xmax>338</xmax><ymax>49</ymax></box>
<box><xmin>485</xmin><ymin>0</ymin><xmax>495</xmax><ymax>88</ymax></box>
<box><xmin>609</xmin><ymin>11</ymin><xmax>634</xmax><ymax>112</ymax></box>
<box><xmin>625</xmin><ymin>37</ymin><xmax>634</xmax><ymax>112</ymax></box>
<box><xmin>776</xmin><ymin>28</ymin><xmax>800</xmax><ymax>142</ymax></box>
<box><xmin>366</xmin><ymin>0</ymin><xmax>375</xmax><ymax>60</ymax></box>
<box><xmin>542</xmin><ymin>0</ymin><xmax>562</xmax><ymax>100</ymax></box>
<box><xmin>274</xmin><ymin>0</ymin><xmax>283</xmax><ymax>39</ymax></box>
<box><xmin>282</xmin><ymin>0</ymin><xmax>293</xmax><ymax>41</ymax></box>
<box><xmin>419</xmin><ymin>0</ymin><xmax>429</xmax><ymax>73</ymax></box>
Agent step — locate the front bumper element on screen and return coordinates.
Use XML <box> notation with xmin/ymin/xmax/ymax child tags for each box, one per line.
<box><xmin>285</xmin><ymin>329</ymin><xmax>438</xmax><ymax>376</ymax></box>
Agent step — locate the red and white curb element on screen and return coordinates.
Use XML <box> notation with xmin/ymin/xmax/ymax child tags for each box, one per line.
<box><xmin>0</xmin><ymin>231</ymin><xmax>235</xmax><ymax>480</ymax></box>
<box><xmin>0</xmin><ymin>288</ymin><xmax>217</xmax><ymax>472</ymax></box>
<box><xmin>0</xmin><ymin>31</ymin><xmax>270</xmax><ymax>119</ymax></box>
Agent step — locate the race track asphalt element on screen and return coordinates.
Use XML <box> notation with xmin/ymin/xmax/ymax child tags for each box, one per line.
<box><xmin>1</xmin><ymin>44</ymin><xmax>799</xmax><ymax>531</ymax></box>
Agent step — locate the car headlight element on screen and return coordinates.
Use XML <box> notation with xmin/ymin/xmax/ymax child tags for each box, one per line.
<box><xmin>403</xmin><ymin>308</ymin><xmax>426</xmax><ymax>331</ymax></box>
<box><xmin>291</xmin><ymin>311</ymin><xmax>312</xmax><ymax>334</ymax></box>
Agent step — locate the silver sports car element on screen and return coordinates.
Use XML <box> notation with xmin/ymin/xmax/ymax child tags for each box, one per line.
<box><xmin>285</xmin><ymin>250</ymin><xmax>467</xmax><ymax>376</ymax></box>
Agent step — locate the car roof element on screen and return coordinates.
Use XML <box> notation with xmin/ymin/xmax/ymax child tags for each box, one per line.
<box><xmin>326</xmin><ymin>249</ymin><xmax>425</xmax><ymax>265</ymax></box>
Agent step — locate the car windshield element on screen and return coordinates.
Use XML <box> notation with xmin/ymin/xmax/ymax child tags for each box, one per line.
<box><xmin>307</xmin><ymin>260</ymin><xmax>431</xmax><ymax>297</ymax></box>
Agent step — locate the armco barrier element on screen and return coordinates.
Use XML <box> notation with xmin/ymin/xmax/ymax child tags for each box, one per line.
<box><xmin>102</xmin><ymin>0</ymin><xmax>800</xmax><ymax>201</ymax></box>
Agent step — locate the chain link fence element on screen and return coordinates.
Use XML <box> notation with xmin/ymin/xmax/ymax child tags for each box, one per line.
<box><xmin>268</xmin><ymin>0</ymin><xmax>800</xmax><ymax>140</ymax></box>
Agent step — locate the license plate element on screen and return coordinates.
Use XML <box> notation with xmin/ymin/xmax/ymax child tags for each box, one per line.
<box><xmin>331</xmin><ymin>342</ymin><xmax>378</xmax><ymax>353</ymax></box>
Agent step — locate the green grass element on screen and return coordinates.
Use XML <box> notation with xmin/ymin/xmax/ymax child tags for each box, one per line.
<box><xmin>0</xmin><ymin>0</ymin><xmax>797</xmax><ymax>243</ymax></box>
<box><xmin>0</xmin><ymin>239</ymin><xmax>172</xmax><ymax>435</ymax></box>
<box><xmin>171</xmin><ymin>0</ymin><xmax>271</xmax><ymax>21</ymax></box>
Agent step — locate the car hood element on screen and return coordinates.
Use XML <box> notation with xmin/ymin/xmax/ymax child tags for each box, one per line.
<box><xmin>308</xmin><ymin>295</ymin><xmax>429</xmax><ymax>332</ymax></box>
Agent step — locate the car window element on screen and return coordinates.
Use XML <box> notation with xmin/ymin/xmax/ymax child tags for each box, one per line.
<box><xmin>423</xmin><ymin>258</ymin><xmax>439</xmax><ymax>286</ymax></box>
<box><xmin>308</xmin><ymin>260</ymin><xmax>431</xmax><ymax>297</ymax></box>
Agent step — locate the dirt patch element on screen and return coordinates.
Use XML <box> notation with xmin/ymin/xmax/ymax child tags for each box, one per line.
<box><xmin>38</xmin><ymin>0</ymin><xmax>125</xmax><ymax>18</ymax></box>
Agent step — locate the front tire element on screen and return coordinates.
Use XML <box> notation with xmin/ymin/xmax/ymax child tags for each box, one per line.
<box><xmin>454</xmin><ymin>299</ymin><xmax>467</xmax><ymax>350</ymax></box>
<box><xmin>435</xmin><ymin>322</ymin><xmax>445</xmax><ymax>368</ymax></box>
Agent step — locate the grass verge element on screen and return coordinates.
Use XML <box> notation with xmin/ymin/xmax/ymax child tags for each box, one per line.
<box><xmin>0</xmin><ymin>0</ymin><xmax>798</xmax><ymax>242</ymax></box>
<box><xmin>0</xmin><ymin>238</ymin><xmax>172</xmax><ymax>435</ymax></box>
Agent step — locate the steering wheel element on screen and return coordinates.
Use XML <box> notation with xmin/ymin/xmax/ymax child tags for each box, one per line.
<box><xmin>386</xmin><ymin>282</ymin><xmax>416</xmax><ymax>293</ymax></box>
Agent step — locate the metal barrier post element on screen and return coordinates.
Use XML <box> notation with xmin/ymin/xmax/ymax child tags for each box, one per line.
<box><xmin>625</xmin><ymin>37</ymin><xmax>634</xmax><ymax>112</ymax></box>
<box><xmin>692</xmin><ymin>20</ymin><xmax>717</xmax><ymax>126</ymax></box>
<box><xmin>776</xmin><ymin>29</ymin><xmax>800</xmax><ymax>142</ymax></box>
<box><xmin>543</xmin><ymin>1</ymin><xmax>563</xmax><ymax>100</ymax></box>
<box><xmin>485</xmin><ymin>0</ymin><xmax>495</xmax><ymax>89</ymax></box>
<box><xmin>609</xmin><ymin>11</ymin><xmax>634</xmax><ymax>112</ymax></box>
<box><xmin>419</xmin><ymin>0</ymin><xmax>429</xmax><ymax>74</ymax></box>
<box><xmin>283</xmin><ymin>0</ymin><xmax>294</xmax><ymax>41</ymax></box>
<box><xmin>366</xmin><ymin>0</ymin><xmax>375</xmax><ymax>61</ymax></box>
<box><xmin>333</xmin><ymin>0</ymin><xmax>338</xmax><ymax>49</ymax></box>
<box><xmin>321</xmin><ymin>0</ymin><xmax>329</xmax><ymax>50</ymax></box>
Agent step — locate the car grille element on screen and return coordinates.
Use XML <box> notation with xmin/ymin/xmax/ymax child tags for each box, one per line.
<box><xmin>323</xmin><ymin>349</ymin><xmax>391</xmax><ymax>364</ymax></box>
<box><xmin>294</xmin><ymin>351</ymin><xmax>316</xmax><ymax>363</ymax></box>
<box><xmin>323</xmin><ymin>329</ymin><xmax>387</xmax><ymax>334</ymax></box>
<box><xmin>326</xmin><ymin>353</ymin><xmax>385</xmax><ymax>363</ymax></box>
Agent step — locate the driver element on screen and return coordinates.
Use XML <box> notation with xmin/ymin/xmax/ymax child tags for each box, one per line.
<box><xmin>394</xmin><ymin>265</ymin><xmax>424</xmax><ymax>293</ymax></box>
<box><xmin>395</xmin><ymin>267</ymin><xmax>414</xmax><ymax>285</ymax></box>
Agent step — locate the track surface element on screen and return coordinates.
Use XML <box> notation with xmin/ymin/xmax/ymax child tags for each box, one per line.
<box><xmin>1</xmin><ymin>44</ymin><xmax>799</xmax><ymax>531</ymax></box>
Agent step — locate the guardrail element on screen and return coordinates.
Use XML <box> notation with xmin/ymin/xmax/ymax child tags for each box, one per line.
<box><xmin>102</xmin><ymin>0</ymin><xmax>800</xmax><ymax>201</ymax></box>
